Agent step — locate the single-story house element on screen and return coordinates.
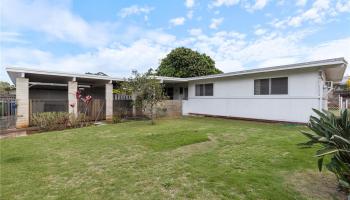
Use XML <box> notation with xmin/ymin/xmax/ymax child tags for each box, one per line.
<box><xmin>5</xmin><ymin>57</ymin><xmax>347</xmax><ymax>128</ymax></box>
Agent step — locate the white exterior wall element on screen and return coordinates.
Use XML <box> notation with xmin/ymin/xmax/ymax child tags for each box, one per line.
<box><xmin>183</xmin><ymin>69</ymin><xmax>322</xmax><ymax>123</ymax></box>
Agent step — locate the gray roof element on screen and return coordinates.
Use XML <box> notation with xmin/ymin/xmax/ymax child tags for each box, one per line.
<box><xmin>6</xmin><ymin>57</ymin><xmax>348</xmax><ymax>84</ymax></box>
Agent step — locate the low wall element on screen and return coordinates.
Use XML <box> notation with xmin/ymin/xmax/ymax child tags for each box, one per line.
<box><xmin>144</xmin><ymin>100</ymin><xmax>182</xmax><ymax>118</ymax></box>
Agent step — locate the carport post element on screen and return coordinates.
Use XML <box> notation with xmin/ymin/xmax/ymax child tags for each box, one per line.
<box><xmin>132</xmin><ymin>93</ymin><xmax>137</xmax><ymax>117</ymax></box>
<box><xmin>105</xmin><ymin>81</ymin><xmax>113</xmax><ymax>122</ymax></box>
<box><xmin>16</xmin><ymin>77</ymin><xmax>29</xmax><ymax>128</ymax></box>
<box><xmin>68</xmin><ymin>80</ymin><xmax>78</xmax><ymax>116</ymax></box>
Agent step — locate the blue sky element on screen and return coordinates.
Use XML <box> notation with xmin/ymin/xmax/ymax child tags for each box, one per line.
<box><xmin>1</xmin><ymin>0</ymin><xmax>350</xmax><ymax>82</ymax></box>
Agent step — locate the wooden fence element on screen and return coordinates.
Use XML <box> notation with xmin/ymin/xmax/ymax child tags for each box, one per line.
<box><xmin>113</xmin><ymin>100</ymin><xmax>133</xmax><ymax>117</ymax></box>
<box><xmin>78</xmin><ymin>99</ymin><xmax>106</xmax><ymax>121</ymax></box>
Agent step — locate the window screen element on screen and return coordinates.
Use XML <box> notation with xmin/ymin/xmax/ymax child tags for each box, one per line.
<box><xmin>254</xmin><ymin>79</ymin><xmax>269</xmax><ymax>95</ymax></box>
<box><xmin>254</xmin><ymin>77</ymin><xmax>288</xmax><ymax>95</ymax></box>
<box><xmin>205</xmin><ymin>84</ymin><xmax>213</xmax><ymax>96</ymax></box>
<box><xmin>195</xmin><ymin>83</ymin><xmax>214</xmax><ymax>96</ymax></box>
<box><xmin>195</xmin><ymin>85</ymin><xmax>201</xmax><ymax>96</ymax></box>
<box><xmin>184</xmin><ymin>88</ymin><xmax>188</xmax><ymax>100</ymax></box>
<box><xmin>271</xmin><ymin>77</ymin><xmax>288</xmax><ymax>94</ymax></box>
<box><xmin>200</xmin><ymin>84</ymin><xmax>205</xmax><ymax>96</ymax></box>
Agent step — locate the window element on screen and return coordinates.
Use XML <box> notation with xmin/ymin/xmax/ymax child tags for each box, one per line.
<box><xmin>254</xmin><ymin>79</ymin><xmax>269</xmax><ymax>95</ymax></box>
<box><xmin>184</xmin><ymin>88</ymin><xmax>188</xmax><ymax>100</ymax></box>
<box><xmin>195</xmin><ymin>83</ymin><xmax>214</xmax><ymax>96</ymax></box>
<box><xmin>165</xmin><ymin>87</ymin><xmax>174</xmax><ymax>100</ymax></box>
<box><xmin>205</xmin><ymin>84</ymin><xmax>213</xmax><ymax>96</ymax></box>
<box><xmin>254</xmin><ymin>77</ymin><xmax>288</xmax><ymax>95</ymax></box>
<box><xmin>271</xmin><ymin>77</ymin><xmax>288</xmax><ymax>94</ymax></box>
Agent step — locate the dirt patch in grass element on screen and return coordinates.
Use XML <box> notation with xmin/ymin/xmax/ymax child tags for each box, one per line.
<box><xmin>142</xmin><ymin>131</ymin><xmax>209</xmax><ymax>151</ymax></box>
<box><xmin>286</xmin><ymin>170</ymin><xmax>347</xmax><ymax>200</ymax></box>
<box><xmin>170</xmin><ymin>135</ymin><xmax>217</xmax><ymax>157</ymax></box>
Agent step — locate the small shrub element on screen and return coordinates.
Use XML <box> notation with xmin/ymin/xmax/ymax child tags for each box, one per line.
<box><xmin>112</xmin><ymin>115</ymin><xmax>121</xmax><ymax>124</ymax></box>
<box><xmin>31</xmin><ymin>112</ymin><xmax>70</xmax><ymax>131</ymax></box>
<box><xmin>299</xmin><ymin>109</ymin><xmax>350</xmax><ymax>193</ymax></box>
<box><xmin>70</xmin><ymin>113</ymin><xmax>91</xmax><ymax>128</ymax></box>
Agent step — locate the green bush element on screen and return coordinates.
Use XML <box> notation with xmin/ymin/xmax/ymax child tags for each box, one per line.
<box><xmin>70</xmin><ymin>113</ymin><xmax>91</xmax><ymax>128</ymax></box>
<box><xmin>299</xmin><ymin>109</ymin><xmax>350</xmax><ymax>192</ymax></box>
<box><xmin>112</xmin><ymin>115</ymin><xmax>121</xmax><ymax>124</ymax></box>
<box><xmin>31</xmin><ymin>112</ymin><xmax>70</xmax><ymax>131</ymax></box>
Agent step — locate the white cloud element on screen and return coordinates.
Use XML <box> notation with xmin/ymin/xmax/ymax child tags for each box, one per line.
<box><xmin>209</xmin><ymin>18</ymin><xmax>224</xmax><ymax>29</ymax></box>
<box><xmin>307</xmin><ymin>37</ymin><xmax>350</xmax><ymax>62</ymax></box>
<box><xmin>118</xmin><ymin>5</ymin><xmax>154</xmax><ymax>18</ymax></box>
<box><xmin>245</xmin><ymin>0</ymin><xmax>269</xmax><ymax>12</ymax></box>
<box><xmin>169</xmin><ymin>17</ymin><xmax>186</xmax><ymax>26</ymax></box>
<box><xmin>2</xmin><ymin>27</ymin><xmax>350</xmax><ymax>82</ymax></box>
<box><xmin>254</xmin><ymin>28</ymin><xmax>267</xmax><ymax>35</ymax></box>
<box><xmin>210</xmin><ymin>0</ymin><xmax>269</xmax><ymax>12</ymax></box>
<box><xmin>185</xmin><ymin>0</ymin><xmax>195</xmax><ymax>8</ymax></box>
<box><xmin>296</xmin><ymin>0</ymin><xmax>307</xmax><ymax>7</ymax></box>
<box><xmin>187</xmin><ymin>10</ymin><xmax>194</xmax><ymax>19</ymax></box>
<box><xmin>210</xmin><ymin>0</ymin><xmax>240</xmax><ymax>7</ymax></box>
<box><xmin>1</xmin><ymin>0</ymin><xmax>112</xmax><ymax>47</ymax></box>
<box><xmin>1</xmin><ymin>40</ymin><xmax>172</xmax><ymax>81</ymax></box>
<box><xmin>0</xmin><ymin>31</ymin><xmax>28</xmax><ymax>44</ymax></box>
<box><xmin>271</xmin><ymin>0</ymin><xmax>340</xmax><ymax>28</ymax></box>
<box><xmin>336</xmin><ymin>0</ymin><xmax>350</xmax><ymax>12</ymax></box>
<box><xmin>189</xmin><ymin>28</ymin><xmax>203</xmax><ymax>36</ymax></box>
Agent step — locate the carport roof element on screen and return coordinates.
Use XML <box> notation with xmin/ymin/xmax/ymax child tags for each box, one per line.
<box><xmin>6</xmin><ymin>67</ymin><xmax>124</xmax><ymax>84</ymax></box>
<box><xmin>5</xmin><ymin>57</ymin><xmax>348</xmax><ymax>84</ymax></box>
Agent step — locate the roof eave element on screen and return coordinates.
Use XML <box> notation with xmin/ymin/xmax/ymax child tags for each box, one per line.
<box><xmin>186</xmin><ymin>57</ymin><xmax>347</xmax><ymax>81</ymax></box>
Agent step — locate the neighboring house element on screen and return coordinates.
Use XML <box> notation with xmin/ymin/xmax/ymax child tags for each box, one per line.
<box><xmin>5</xmin><ymin>57</ymin><xmax>348</xmax><ymax>128</ymax></box>
<box><xmin>328</xmin><ymin>76</ymin><xmax>350</xmax><ymax>109</ymax></box>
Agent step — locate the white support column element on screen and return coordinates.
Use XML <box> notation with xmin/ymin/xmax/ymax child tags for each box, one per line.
<box><xmin>16</xmin><ymin>77</ymin><xmax>29</xmax><ymax>128</ymax></box>
<box><xmin>68</xmin><ymin>81</ymin><xmax>78</xmax><ymax>116</ymax></box>
<box><xmin>132</xmin><ymin>93</ymin><xmax>137</xmax><ymax>117</ymax></box>
<box><xmin>105</xmin><ymin>82</ymin><xmax>113</xmax><ymax>122</ymax></box>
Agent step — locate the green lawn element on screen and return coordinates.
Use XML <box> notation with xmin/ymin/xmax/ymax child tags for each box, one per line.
<box><xmin>0</xmin><ymin>117</ymin><xmax>342</xmax><ymax>199</ymax></box>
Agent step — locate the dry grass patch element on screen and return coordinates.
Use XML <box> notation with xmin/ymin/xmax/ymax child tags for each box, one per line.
<box><xmin>286</xmin><ymin>170</ymin><xmax>347</xmax><ymax>200</ymax></box>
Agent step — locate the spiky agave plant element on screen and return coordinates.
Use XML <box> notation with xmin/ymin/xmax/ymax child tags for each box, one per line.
<box><xmin>300</xmin><ymin>109</ymin><xmax>350</xmax><ymax>192</ymax></box>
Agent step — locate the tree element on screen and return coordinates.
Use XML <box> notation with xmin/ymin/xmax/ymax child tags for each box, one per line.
<box><xmin>85</xmin><ymin>72</ymin><xmax>108</xmax><ymax>76</ymax></box>
<box><xmin>156</xmin><ymin>47</ymin><xmax>222</xmax><ymax>78</ymax></box>
<box><xmin>122</xmin><ymin>70</ymin><xmax>167</xmax><ymax>124</ymax></box>
<box><xmin>0</xmin><ymin>81</ymin><xmax>15</xmax><ymax>93</ymax></box>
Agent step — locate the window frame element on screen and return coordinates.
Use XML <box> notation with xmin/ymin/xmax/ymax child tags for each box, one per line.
<box><xmin>270</xmin><ymin>77</ymin><xmax>288</xmax><ymax>95</ymax></box>
<box><xmin>254</xmin><ymin>77</ymin><xmax>288</xmax><ymax>95</ymax></box>
<box><xmin>195</xmin><ymin>83</ymin><xmax>214</xmax><ymax>96</ymax></box>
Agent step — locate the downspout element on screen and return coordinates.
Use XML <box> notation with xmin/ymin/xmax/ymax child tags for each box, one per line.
<box><xmin>318</xmin><ymin>71</ymin><xmax>324</xmax><ymax>111</ymax></box>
